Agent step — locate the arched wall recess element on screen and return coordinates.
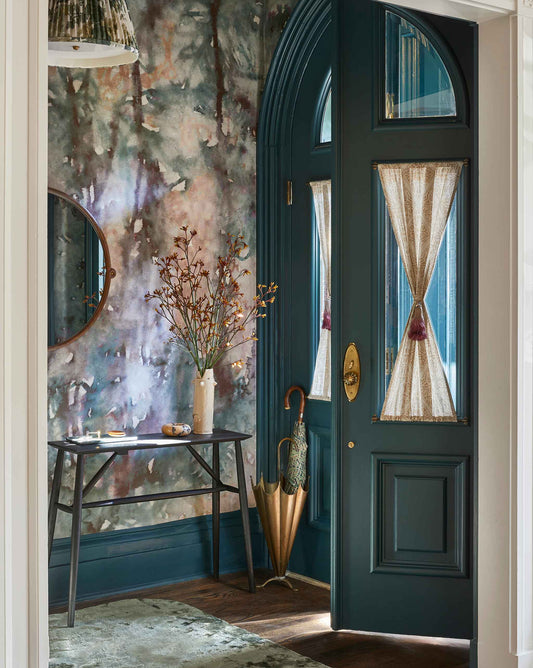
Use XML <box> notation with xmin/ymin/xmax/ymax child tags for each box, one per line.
<box><xmin>256</xmin><ymin>0</ymin><xmax>332</xmax><ymax>485</ymax></box>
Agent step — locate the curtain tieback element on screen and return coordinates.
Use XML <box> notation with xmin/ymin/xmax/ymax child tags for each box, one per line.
<box><xmin>408</xmin><ymin>302</ymin><xmax>428</xmax><ymax>341</ymax></box>
<box><xmin>322</xmin><ymin>293</ymin><xmax>331</xmax><ymax>331</ymax></box>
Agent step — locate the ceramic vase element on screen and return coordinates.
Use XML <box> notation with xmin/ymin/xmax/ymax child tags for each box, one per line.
<box><xmin>192</xmin><ymin>368</ymin><xmax>217</xmax><ymax>434</ymax></box>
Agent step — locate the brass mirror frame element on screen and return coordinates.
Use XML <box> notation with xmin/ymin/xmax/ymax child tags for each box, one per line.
<box><xmin>48</xmin><ymin>188</ymin><xmax>116</xmax><ymax>351</ymax></box>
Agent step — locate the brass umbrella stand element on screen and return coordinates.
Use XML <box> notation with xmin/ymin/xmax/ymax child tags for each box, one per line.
<box><xmin>252</xmin><ymin>386</ymin><xmax>309</xmax><ymax>590</ymax></box>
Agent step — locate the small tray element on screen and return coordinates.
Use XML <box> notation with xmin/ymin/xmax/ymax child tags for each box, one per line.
<box><xmin>65</xmin><ymin>435</ymin><xmax>138</xmax><ymax>446</ymax></box>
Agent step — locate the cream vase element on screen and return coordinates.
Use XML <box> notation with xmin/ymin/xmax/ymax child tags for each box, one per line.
<box><xmin>192</xmin><ymin>368</ymin><xmax>217</xmax><ymax>434</ymax></box>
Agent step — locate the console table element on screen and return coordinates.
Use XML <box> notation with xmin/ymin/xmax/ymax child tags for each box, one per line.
<box><xmin>48</xmin><ymin>429</ymin><xmax>255</xmax><ymax>626</ymax></box>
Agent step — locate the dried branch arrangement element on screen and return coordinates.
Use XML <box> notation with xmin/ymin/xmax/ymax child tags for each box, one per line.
<box><xmin>145</xmin><ymin>226</ymin><xmax>277</xmax><ymax>376</ymax></box>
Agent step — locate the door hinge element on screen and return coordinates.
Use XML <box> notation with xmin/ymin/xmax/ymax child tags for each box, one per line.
<box><xmin>286</xmin><ymin>180</ymin><xmax>293</xmax><ymax>206</ymax></box>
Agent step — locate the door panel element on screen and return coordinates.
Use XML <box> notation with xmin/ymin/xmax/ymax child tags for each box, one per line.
<box><xmin>335</xmin><ymin>0</ymin><xmax>476</xmax><ymax>638</ymax></box>
<box><xmin>372</xmin><ymin>454</ymin><xmax>468</xmax><ymax>577</ymax></box>
<box><xmin>308</xmin><ymin>425</ymin><xmax>331</xmax><ymax>530</ymax></box>
<box><xmin>285</xmin><ymin>22</ymin><xmax>333</xmax><ymax>584</ymax></box>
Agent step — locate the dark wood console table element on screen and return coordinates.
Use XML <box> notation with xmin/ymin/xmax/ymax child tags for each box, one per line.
<box><xmin>48</xmin><ymin>429</ymin><xmax>255</xmax><ymax>626</ymax></box>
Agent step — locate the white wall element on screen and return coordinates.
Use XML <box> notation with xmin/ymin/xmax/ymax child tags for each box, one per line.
<box><xmin>477</xmin><ymin>11</ymin><xmax>533</xmax><ymax>667</ymax></box>
<box><xmin>516</xmin><ymin>13</ymin><xmax>533</xmax><ymax>660</ymax></box>
<box><xmin>478</xmin><ymin>14</ymin><xmax>517</xmax><ymax>668</ymax></box>
<box><xmin>0</xmin><ymin>0</ymin><xmax>48</xmax><ymax>665</ymax></box>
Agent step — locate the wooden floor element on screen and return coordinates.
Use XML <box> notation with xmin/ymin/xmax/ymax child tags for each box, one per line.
<box><xmin>51</xmin><ymin>570</ymin><xmax>470</xmax><ymax>668</ymax></box>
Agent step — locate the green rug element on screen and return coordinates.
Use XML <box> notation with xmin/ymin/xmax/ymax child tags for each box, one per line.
<box><xmin>49</xmin><ymin>598</ymin><xmax>328</xmax><ymax>667</ymax></box>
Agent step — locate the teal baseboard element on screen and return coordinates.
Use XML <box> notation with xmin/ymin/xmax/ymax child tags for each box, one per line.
<box><xmin>49</xmin><ymin>510</ymin><xmax>267</xmax><ymax>607</ymax></box>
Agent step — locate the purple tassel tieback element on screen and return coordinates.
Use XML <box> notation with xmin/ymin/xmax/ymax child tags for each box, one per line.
<box><xmin>408</xmin><ymin>304</ymin><xmax>428</xmax><ymax>341</ymax></box>
<box><xmin>322</xmin><ymin>308</ymin><xmax>331</xmax><ymax>331</ymax></box>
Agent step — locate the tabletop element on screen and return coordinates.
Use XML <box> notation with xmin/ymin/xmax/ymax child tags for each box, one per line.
<box><xmin>48</xmin><ymin>429</ymin><xmax>252</xmax><ymax>455</ymax></box>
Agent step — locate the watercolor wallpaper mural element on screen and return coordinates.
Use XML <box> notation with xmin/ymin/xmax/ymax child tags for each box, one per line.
<box><xmin>48</xmin><ymin>0</ymin><xmax>297</xmax><ymax>539</ymax></box>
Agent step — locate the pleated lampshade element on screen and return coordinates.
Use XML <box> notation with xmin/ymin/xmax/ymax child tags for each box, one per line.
<box><xmin>48</xmin><ymin>0</ymin><xmax>139</xmax><ymax>68</ymax></box>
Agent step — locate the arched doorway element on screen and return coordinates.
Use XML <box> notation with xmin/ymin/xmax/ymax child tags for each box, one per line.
<box><xmin>259</xmin><ymin>0</ymin><xmax>476</xmax><ymax>647</ymax></box>
<box><xmin>257</xmin><ymin>0</ymin><xmax>332</xmax><ymax>584</ymax></box>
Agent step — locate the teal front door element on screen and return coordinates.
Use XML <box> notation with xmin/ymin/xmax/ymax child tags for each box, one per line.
<box><xmin>284</xmin><ymin>21</ymin><xmax>333</xmax><ymax>584</ymax></box>
<box><xmin>333</xmin><ymin>1</ymin><xmax>477</xmax><ymax>639</ymax></box>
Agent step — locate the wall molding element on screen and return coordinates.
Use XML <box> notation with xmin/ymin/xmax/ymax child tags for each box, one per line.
<box><xmin>49</xmin><ymin>510</ymin><xmax>266</xmax><ymax>607</ymax></box>
<box><xmin>513</xmin><ymin>12</ymin><xmax>533</xmax><ymax>661</ymax></box>
<box><xmin>517</xmin><ymin>651</ymin><xmax>533</xmax><ymax>668</ymax></box>
<box><xmin>477</xmin><ymin>12</ymin><xmax>533</xmax><ymax>668</ymax></box>
<box><xmin>375</xmin><ymin>0</ymin><xmax>514</xmax><ymax>22</ymax></box>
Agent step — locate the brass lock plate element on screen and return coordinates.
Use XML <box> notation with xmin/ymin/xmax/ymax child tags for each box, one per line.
<box><xmin>343</xmin><ymin>342</ymin><xmax>361</xmax><ymax>402</ymax></box>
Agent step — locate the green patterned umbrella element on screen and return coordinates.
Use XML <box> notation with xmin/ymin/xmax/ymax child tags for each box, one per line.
<box><xmin>283</xmin><ymin>386</ymin><xmax>308</xmax><ymax>494</ymax></box>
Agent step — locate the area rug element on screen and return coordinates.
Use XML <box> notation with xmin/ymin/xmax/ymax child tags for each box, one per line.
<box><xmin>49</xmin><ymin>598</ymin><xmax>328</xmax><ymax>667</ymax></box>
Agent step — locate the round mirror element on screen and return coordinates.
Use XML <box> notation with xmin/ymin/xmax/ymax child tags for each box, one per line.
<box><xmin>48</xmin><ymin>189</ymin><xmax>115</xmax><ymax>349</ymax></box>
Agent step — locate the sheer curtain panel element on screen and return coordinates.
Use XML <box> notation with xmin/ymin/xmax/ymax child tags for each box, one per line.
<box><xmin>378</xmin><ymin>161</ymin><xmax>462</xmax><ymax>422</ymax></box>
<box><xmin>308</xmin><ymin>180</ymin><xmax>332</xmax><ymax>401</ymax></box>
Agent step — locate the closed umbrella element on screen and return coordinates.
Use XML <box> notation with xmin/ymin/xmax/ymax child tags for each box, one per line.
<box><xmin>283</xmin><ymin>386</ymin><xmax>308</xmax><ymax>494</ymax></box>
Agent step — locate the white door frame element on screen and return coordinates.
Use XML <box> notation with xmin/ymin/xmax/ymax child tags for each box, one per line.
<box><xmin>1</xmin><ymin>0</ymin><xmax>48</xmax><ymax>666</ymax></box>
<box><xmin>1</xmin><ymin>0</ymin><xmax>531</xmax><ymax>666</ymax></box>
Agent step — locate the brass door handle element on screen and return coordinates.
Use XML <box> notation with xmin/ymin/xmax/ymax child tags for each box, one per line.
<box><xmin>343</xmin><ymin>342</ymin><xmax>361</xmax><ymax>402</ymax></box>
<box><xmin>343</xmin><ymin>371</ymin><xmax>358</xmax><ymax>386</ymax></box>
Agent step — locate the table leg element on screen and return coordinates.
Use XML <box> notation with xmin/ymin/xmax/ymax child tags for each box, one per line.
<box><xmin>212</xmin><ymin>442</ymin><xmax>220</xmax><ymax>580</ymax></box>
<box><xmin>67</xmin><ymin>453</ymin><xmax>85</xmax><ymax>627</ymax></box>
<box><xmin>234</xmin><ymin>440</ymin><xmax>255</xmax><ymax>593</ymax></box>
<box><xmin>48</xmin><ymin>449</ymin><xmax>65</xmax><ymax>563</ymax></box>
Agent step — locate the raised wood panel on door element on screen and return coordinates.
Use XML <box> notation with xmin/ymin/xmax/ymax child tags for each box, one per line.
<box><xmin>308</xmin><ymin>425</ymin><xmax>331</xmax><ymax>531</ymax></box>
<box><xmin>372</xmin><ymin>454</ymin><xmax>468</xmax><ymax>577</ymax></box>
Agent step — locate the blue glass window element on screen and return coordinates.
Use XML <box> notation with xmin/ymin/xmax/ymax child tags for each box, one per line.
<box><xmin>320</xmin><ymin>90</ymin><xmax>332</xmax><ymax>144</ymax></box>
<box><xmin>384</xmin><ymin>190</ymin><xmax>458</xmax><ymax>407</ymax></box>
<box><xmin>385</xmin><ymin>11</ymin><xmax>457</xmax><ymax>119</ymax></box>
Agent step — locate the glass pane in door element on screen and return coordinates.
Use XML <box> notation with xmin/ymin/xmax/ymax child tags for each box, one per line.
<box><xmin>384</xmin><ymin>189</ymin><xmax>458</xmax><ymax>408</ymax></box>
<box><xmin>385</xmin><ymin>10</ymin><xmax>457</xmax><ymax>119</ymax></box>
<box><xmin>320</xmin><ymin>90</ymin><xmax>332</xmax><ymax>143</ymax></box>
